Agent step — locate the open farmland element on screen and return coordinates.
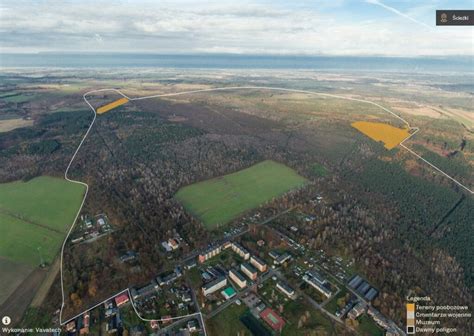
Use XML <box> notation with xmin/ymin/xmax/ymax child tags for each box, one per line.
<box><xmin>0</xmin><ymin>258</ymin><xmax>33</xmax><ymax>306</ymax></box>
<box><xmin>0</xmin><ymin>176</ymin><xmax>85</xmax><ymax>236</ymax></box>
<box><xmin>0</xmin><ymin>176</ymin><xmax>84</xmax><ymax>308</ymax></box>
<box><xmin>175</xmin><ymin>160</ymin><xmax>308</xmax><ymax>229</ymax></box>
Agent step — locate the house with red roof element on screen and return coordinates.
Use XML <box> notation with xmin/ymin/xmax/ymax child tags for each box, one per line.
<box><xmin>114</xmin><ymin>292</ymin><xmax>130</xmax><ymax>307</ymax></box>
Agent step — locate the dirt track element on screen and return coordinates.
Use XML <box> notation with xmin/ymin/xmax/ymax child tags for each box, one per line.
<box><xmin>31</xmin><ymin>257</ymin><xmax>60</xmax><ymax>307</ymax></box>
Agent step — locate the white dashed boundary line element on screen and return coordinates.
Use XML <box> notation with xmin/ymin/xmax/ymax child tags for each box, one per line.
<box><xmin>59</xmin><ymin>85</ymin><xmax>473</xmax><ymax>328</ymax></box>
<box><xmin>61</xmin><ymin>287</ymin><xmax>204</xmax><ymax>331</ymax></box>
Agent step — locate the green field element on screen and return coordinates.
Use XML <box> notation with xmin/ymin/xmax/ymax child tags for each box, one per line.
<box><xmin>0</xmin><ymin>176</ymin><xmax>85</xmax><ymax>265</ymax></box>
<box><xmin>357</xmin><ymin>314</ymin><xmax>384</xmax><ymax>336</ymax></box>
<box><xmin>175</xmin><ymin>160</ymin><xmax>308</xmax><ymax>229</ymax></box>
<box><xmin>206</xmin><ymin>303</ymin><xmax>251</xmax><ymax>336</ymax></box>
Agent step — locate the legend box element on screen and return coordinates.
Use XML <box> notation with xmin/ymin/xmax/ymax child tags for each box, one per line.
<box><xmin>407</xmin><ymin>303</ymin><xmax>415</xmax><ymax>334</ymax></box>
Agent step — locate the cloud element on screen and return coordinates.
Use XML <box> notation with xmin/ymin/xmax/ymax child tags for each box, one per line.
<box><xmin>0</xmin><ymin>0</ymin><xmax>472</xmax><ymax>56</ymax></box>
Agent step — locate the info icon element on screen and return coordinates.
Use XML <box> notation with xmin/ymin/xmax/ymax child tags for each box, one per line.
<box><xmin>2</xmin><ymin>315</ymin><xmax>11</xmax><ymax>326</ymax></box>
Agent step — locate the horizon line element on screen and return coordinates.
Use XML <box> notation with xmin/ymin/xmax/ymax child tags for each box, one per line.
<box><xmin>1</xmin><ymin>52</ymin><xmax>472</xmax><ymax>59</ymax></box>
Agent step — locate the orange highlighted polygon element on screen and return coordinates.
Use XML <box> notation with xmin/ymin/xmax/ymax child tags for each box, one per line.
<box><xmin>351</xmin><ymin>121</ymin><xmax>410</xmax><ymax>150</ymax></box>
<box><xmin>97</xmin><ymin>97</ymin><xmax>129</xmax><ymax>114</ymax></box>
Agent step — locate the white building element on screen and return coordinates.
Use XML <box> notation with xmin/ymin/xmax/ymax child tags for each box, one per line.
<box><xmin>250</xmin><ymin>256</ymin><xmax>267</xmax><ymax>272</ymax></box>
<box><xmin>202</xmin><ymin>276</ymin><xmax>227</xmax><ymax>296</ymax></box>
<box><xmin>229</xmin><ymin>269</ymin><xmax>247</xmax><ymax>289</ymax></box>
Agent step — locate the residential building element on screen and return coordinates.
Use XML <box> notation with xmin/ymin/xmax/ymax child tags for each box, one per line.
<box><xmin>79</xmin><ymin>312</ymin><xmax>90</xmax><ymax>335</ymax></box>
<box><xmin>185</xmin><ymin>259</ymin><xmax>197</xmax><ymax>270</ymax></box>
<box><xmin>84</xmin><ymin>219</ymin><xmax>93</xmax><ymax>228</ymax></box>
<box><xmin>131</xmin><ymin>280</ymin><xmax>158</xmax><ymax>300</ymax></box>
<box><xmin>114</xmin><ymin>293</ymin><xmax>129</xmax><ymax>307</ymax></box>
<box><xmin>65</xmin><ymin>320</ymin><xmax>76</xmax><ymax>332</ymax></box>
<box><xmin>241</xmin><ymin>262</ymin><xmax>258</xmax><ymax>280</ymax></box>
<box><xmin>198</xmin><ymin>245</ymin><xmax>222</xmax><ymax>263</ymax></box>
<box><xmin>168</xmin><ymin>238</ymin><xmax>179</xmax><ymax>250</ymax></box>
<box><xmin>202</xmin><ymin>276</ymin><xmax>227</xmax><ymax>296</ymax></box>
<box><xmin>157</xmin><ymin>268</ymin><xmax>182</xmax><ymax>286</ymax></box>
<box><xmin>302</xmin><ymin>270</ymin><xmax>332</xmax><ymax>297</ymax></box>
<box><xmin>276</xmin><ymin>281</ymin><xmax>295</xmax><ymax>299</ymax></box>
<box><xmin>187</xmin><ymin>320</ymin><xmax>198</xmax><ymax>332</ymax></box>
<box><xmin>231</xmin><ymin>242</ymin><xmax>250</xmax><ymax>260</ymax></box>
<box><xmin>182</xmin><ymin>291</ymin><xmax>192</xmax><ymax>303</ymax></box>
<box><xmin>161</xmin><ymin>241</ymin><xmax>172</xmax><ymax>252</ymax></box>
<box><xmin>275</xmin><ymin>252</ymin><xmax>291</xmax><ymax>265</ymax></box>
<box><xmin>150</xmin><ymin>320</ymin><xmax>159</xmax><ymax>330</ymax></box>
<box><xmin>250</xmin><ymin>255</ymin><xmax>267</xmax><ymax>272</ymax></box>
<box><xmin>229</xmin><ymin>269</ymin><xmax>247</xmax><ymax>289</ymax></box>
<box><xmin>268</xmin><ymin>251</ymin><xmax>280</xmax><ymax>260</ymax></box>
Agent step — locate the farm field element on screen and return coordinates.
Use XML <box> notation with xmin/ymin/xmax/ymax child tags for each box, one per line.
<box><xmin>0</xmin><ymin>213</ymin><xmax>64</xmax><ymax>265</ymax></box>
<box><xmin>0</xmin><ymin>258</ymin><xmax>33</xmax><ymax>306</ymax></box>
<box><xmin>0</xmin><ymin>176</ymin><xmax>85</xmax><ymax>234</ymax></box>
<box><xmin>175</xmin><ymin>160</ymin><xmax>308</xmax><ymax>229</ymax></box>
<box><xmin>0</xmin><ymin>176</ymin><xmax>84</xmax><ymax>306</ymax></box>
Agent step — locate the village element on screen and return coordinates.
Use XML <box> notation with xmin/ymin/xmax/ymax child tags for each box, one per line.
<box><xmin>62</xmin><ymin>208</ymin><xmax>404</xmax><ymax>336</ymax></box>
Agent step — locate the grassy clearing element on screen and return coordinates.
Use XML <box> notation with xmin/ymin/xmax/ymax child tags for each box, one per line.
<box><xmin>0</xmin><ymin>176</ymin><xmax>85</xmax><ymax>265</ymax></box>
<box><xmin>357</xmin><ymin>314</ymin><xmax>384</xmax><ymax>336</ymax></box>
<box><xmin>325</xmin><ymin>289</ymin><xmax>348</xmax><ymax>315</ymax></box>
<box><xmin>310</xmin><ymin>163</ymin><xmax>329</xmax><ymax>177</ymax></box>
<box><xmin>206</xmin><ymin>303</ymin><xmax>250</xmax><ymax>336</ymax></box>
<box><xmin>1</xmin><ymin>94</ymin><xmax>37</xmax><ymax>103</ymax></box>
<box><xmin>0</xmin><ymin>118</ymin><xmax>34</xmax><ymax>132</ymax></box>
<box><xmin>282</xmin><ymin>300</ymin><xmax>335</xmax><ymax>336</ymax></box>
<box><xmin>175</xmin><ymin>160</ymin><xmax>308</xmax><ymax>229</ymax></box>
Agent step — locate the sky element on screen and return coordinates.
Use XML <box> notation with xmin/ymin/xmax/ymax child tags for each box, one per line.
<box><xmin>0</xmin><ymin>0</ymin><xmax>472</xmax><ymax>56</ymax></box>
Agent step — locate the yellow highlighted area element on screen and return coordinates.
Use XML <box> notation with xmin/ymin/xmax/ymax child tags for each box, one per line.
<box><xmin>96</xmin><ymin>97</ymin><xmax>129</xmax><ymax>114</ymax></box>
<box><xmin>351</xmin><ymin>121</ymin><xmax>410</xmax><ymax>150</ymax></box>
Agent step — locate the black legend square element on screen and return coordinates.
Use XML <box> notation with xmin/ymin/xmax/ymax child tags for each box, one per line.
<box><xmin>407</xmin><ymin>326</ymin><xmax>415</xmax><ymax>334</ymax></box>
